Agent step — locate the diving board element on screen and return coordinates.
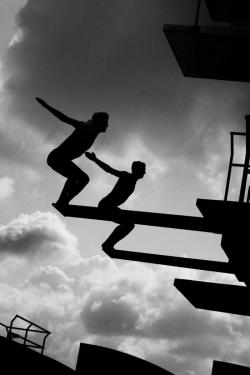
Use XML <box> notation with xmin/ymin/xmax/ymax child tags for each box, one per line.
<box><xmin>174</xmin><ymin>279</ymin><xmax>250</xmax><ymax>316</ymax></box>
<box><xmin>53</xmin><ymin>204</ymin><xmax>220</xmax><ymax>233</ymax></box>
<box><xmin>103</xmin><ymin>247</ymin><xmax>233</xmax><ymax>274</ymax></box>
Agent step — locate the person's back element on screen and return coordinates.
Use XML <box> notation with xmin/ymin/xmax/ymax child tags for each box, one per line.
<box><xmin>99</xmin><ymin>171</ymin><xmax>138</xmax><ymax>207</ymax></box>
<box><xmin>55</xmin><ymin>120</ymin><xmax>100</xmax><ymax>160</ymax></box>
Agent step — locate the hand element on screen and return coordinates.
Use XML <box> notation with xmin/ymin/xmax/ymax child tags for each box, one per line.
<box><xmin>36</xmin><ymin>97</ymin><xmax>47</xmax><ymax>106</ymax></box>
<box><xmin>85</xmin><ymin>152</ymin><xmax>96</xmax><ymax>161</ymax></box>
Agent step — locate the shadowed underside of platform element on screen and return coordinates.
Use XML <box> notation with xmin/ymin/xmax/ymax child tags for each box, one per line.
<box><xmin>212</xmin><ymin>360</ymin><xmax>250</xmax><ymax>374</ymax></box>
<box><xmin>103</xmin><ymin>247</ymin><xmax>233</xmax><ymax>274</ymax></box>
<box><xmin>174</xmin><ymin>279</ymin><xmax>250</xmax><ymax>316</ymax></box>
<box><xmin>163</xmin><ymin>25</ymin><xmax>250</xmax><ymax>82</ymax></box>
<box><xmin>197</xmin><ymin>199</ymin><xmax>250</xmax><ymax>285</ymax></box>
<box><xmin>204</xmin><ymin>0</ymin><xmax>250</xmax><ymax>23</ymax></box>
<box><xmin>196</xmin><ymin>199</ymin><xmax>250</xmax><ymax>229</ymax></box>
<box><xmin>55</xmin><ymin>204</ymin><xmax>219</xmax><ymax>233</ymax></box>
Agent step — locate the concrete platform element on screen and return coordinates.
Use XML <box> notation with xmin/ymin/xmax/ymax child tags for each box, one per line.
<box><xmin>204</xmin><ymin>0</ymin><xmax>250</xmax><ymax>23</ymax></box>
<box><xmin>163</xmin><ymin>25</ymin><xmax>250</xmax><ymax>82</ymax></box>
<box><xmin>174</xmin><ymin>278</ymin><xmax>250</xmax><ymax>316</ymax></box>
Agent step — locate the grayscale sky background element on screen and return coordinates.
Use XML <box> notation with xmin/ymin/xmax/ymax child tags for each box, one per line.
<box><xmin>0</xmin><ymin>1</ymin><xmax>250</xmax><ymax>374</ymax></box>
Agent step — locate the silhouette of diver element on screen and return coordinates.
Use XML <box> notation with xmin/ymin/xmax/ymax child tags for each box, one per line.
<box><xmin>85</xmin><ymin>152</ymin><xmax>146</xmax><ymax>250</ymax></box>
<box><xmin>36</xmin><ymin>98</ymin><xmax>109</xmax><ymax>207</ymax></box>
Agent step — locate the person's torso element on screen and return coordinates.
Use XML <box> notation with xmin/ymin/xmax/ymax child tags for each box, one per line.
<box><xmin>55</xmin><ymin>124</ymin><xmax>98</xmax><ymax>160</ymax></box>
<box><xmin>101</xmin><ymin>172</ymin><xmax>137</xmax><ymax>207</ymax></box>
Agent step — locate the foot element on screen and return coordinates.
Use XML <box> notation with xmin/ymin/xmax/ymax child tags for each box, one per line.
<box><xmin>101</xmin><ymin>242</ymin><xmax>116</xmax><ymax>252</ymax></box>
<box><xmin>52</xmin><ymin>200</ymin><xmax>68</xmax><ymax>211</ymax></box>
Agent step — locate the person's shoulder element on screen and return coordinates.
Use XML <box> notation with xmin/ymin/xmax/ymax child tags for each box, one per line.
<box><xmin>77</xmin><ymin>120</ymin><xmax>93</xmax><ymax>130</ymax></box>
<box><xmin>121</xmin><ymin>171</ymin><xmax>132</xmax><ymax>178</ymax></box>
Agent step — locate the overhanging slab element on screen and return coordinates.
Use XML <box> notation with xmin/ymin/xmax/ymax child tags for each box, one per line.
<box><xmin>204</xmin><ymin>0</ymin><xmax>250</xmax><ymax>23</ymax></box>
<box><xmin>163</xmin><ymin>25</ymin><xmax>250</xmax><ymax>82</ymax></box>
<box><xmin>196</xmin><ymin>199</ymin><xmax>250</xmax><ymax>231</ymax></box>
<box><xmin>174</xmin><ymin>278</ymin><xmax>250</xmax><ymax>315</ymax></box>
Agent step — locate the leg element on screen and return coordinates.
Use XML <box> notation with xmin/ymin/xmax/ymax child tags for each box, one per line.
<box><xmin>56</xmin><ymin>171</ymin><xmax>89</xmax><ymax>205</ymax></box>
<box><xmin>102</xmin><ymin>222</ymin><xmax>135</xmax><ymax>250</ymax></box>
<box><xmin>98</xmin><ymin>203</ymin><xmax>135</xmax><ymax>249</ymax></box>
<box><xmin>47</xmin><ymin>151</ymin><xmax>90</xmax><ymax>205</ymax></box>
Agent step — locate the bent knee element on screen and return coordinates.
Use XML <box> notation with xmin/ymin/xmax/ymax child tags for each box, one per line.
<box><xmin>124</xmin><ymin>223</ymin><xmax>135</xmax><ymax>230</ymax></box>
<box><xmin>76</xmin><ymin>172</ymin><xmax>89</xmax><ymax>184</ymax></box>
<box><xmin>47</xmin><ymin>152</ymin><xmax>56</xmax><ymax>167</ymax></box>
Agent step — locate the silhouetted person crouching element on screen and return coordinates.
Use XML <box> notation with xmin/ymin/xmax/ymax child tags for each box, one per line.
<box><xmin>85</xmin><ymin>152</ymin><xmax>146</xmax><ymax>250</ymax></box>
<box><xmin>36</xmin><ymin>98</ymin><xmax>109</xmax><ymax>207</ymax></box>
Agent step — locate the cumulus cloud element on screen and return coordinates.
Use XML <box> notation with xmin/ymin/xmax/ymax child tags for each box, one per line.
<box><xmin>23</xmin><ymin>265</ymin><xmax>74</xmax><ymax>291</ymax></box>
<box><xmin>0</xmin><ymin>211</ymin><xmax>80</xmax><ymax>264</ymax></box>
<box><xmin>0</xmin><ymin>255</ymin><xmax>249</xmax><ymax>374</ymax></box>
<box><xmin>78</xmin><ymin>262</ymin><xmax>250</xmax><ymax>374</ymax></box>
<box><xmin>0</xmin><ymin>176</ymin><xmax>15</xmax><ymax>199</ymax></box>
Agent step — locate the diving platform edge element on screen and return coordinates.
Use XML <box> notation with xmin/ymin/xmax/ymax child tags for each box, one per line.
<box><xmin>52</xmin><ymin>203</ymin><xmax>220</xmax><ymax>233</ymax></box>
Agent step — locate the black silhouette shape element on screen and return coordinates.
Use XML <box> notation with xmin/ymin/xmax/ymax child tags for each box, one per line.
<box><xmin>53</xmin><ymin>201</ymin><xmax>235</xmax><ymax>273</ymax></box>
<box><xmin>54</xmin><ymin>203</ymin><xmax>219</xmax><ymax>233</ymax></box>
<box><xmin>224</xmin><ymin>125</ymin><xmax>250</xmax><ymax>202</ymax></box>
<box><xmin>0</xmin><ymin>334</ymin><xmax>175</xmax><ymax>375</ymax></box>
<box><xmin>0</xmin><ymin>315</ymin><xmax>51</xmax><ymax>354</ymax></box>
<box><xmin>36</xmin><ymin>98</ymin><xmax>109</xmax><ymax>206</ymax></box>
<box><xmin>205</xmin><ymin>0</ymin><xmax>250</xmax><ymax>23</ymax></box>
<box><xmin>212</xmin><ymin>360</ymin><xmax>250</xmax><ymax>375</ymax></box>
<box><xmin>163</xmin><ymin>2</ymin><xmax>250</xmax><ymax>82</ymax></box>
<box><xmin>0</xmin><ymin>335</ymin><xmax>75</xmax><ymax>375</ymax></box>
<box><xmin>102</xmin><ymin>247</ymin><xmax>233</xmax><ymax>273</ymax></box>
<box><xmin>174</xmin><ymin>279</ymin><xmax>250</xmax><ymax>316</ymax></box>
<box><xmin>76</xmin><ymin>343</ymin><xmax>174</xmax><ymax>374</ymax></box>
<box><xmin>85</xmin><ymin>152</ymin><xmax>146</xmax><ymax>249</ymax></box>
<box><xmin>197</xmin><ymin>198</ymin><xmax>250</xmax><ymax>286</ymax></box>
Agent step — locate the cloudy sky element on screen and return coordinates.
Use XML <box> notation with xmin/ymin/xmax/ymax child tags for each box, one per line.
<box><xmin>1</xmin><ymin>1</ymin><xmax>250</xmax><ymax>374</ymax></box>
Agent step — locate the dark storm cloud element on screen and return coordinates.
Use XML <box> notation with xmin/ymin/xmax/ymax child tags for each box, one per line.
<box><xmin>0</xmin><ymin>211</ymin><xmax>78</xmax><ymax>261</ymax></box>
<box><xmin>4</xmin><ymin>0</ymin><xmax>250</xmax><ymax>162</ymax></box>
<box><xmin>82</xmin><ymin>294</ymin><xmax>139</xmax><ymax>335</ymax></box>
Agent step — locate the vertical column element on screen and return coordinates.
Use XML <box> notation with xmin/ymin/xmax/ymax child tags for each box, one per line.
<box><xmin>239</xmin><ymin>115</ymin><xmax>250</xmax><ymax>202</ymax></box>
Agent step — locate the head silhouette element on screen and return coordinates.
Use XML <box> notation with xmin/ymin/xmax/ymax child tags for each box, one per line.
<box><xmin>92</xmin><ymin>112</ymin><xmax>109</xmax><ymax>132</ymax></box>
<box><xmin>131</xmin><ymin>161</ymin><xmax>146</xmax><ymax>178</ymax></box>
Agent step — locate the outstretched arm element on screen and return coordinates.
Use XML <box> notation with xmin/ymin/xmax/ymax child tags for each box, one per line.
<box><xmin>36</xmin><ymin>97</ymin><xmax>80</xmax><ymax>128</ymax></box>
<box><xmin>85</xmin><ymin>152</ymin><xmax>122</xmax><ymax>177</ymax></box>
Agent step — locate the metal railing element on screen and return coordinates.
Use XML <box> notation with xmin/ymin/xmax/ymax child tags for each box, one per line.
<box><xmin>0</xmin><ymin>315</ymin><xmax>51</xmax><ymax>355</ymax></box>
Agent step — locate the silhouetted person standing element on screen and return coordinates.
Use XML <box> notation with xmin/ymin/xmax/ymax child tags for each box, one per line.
<box><xmin>36</xmin><ymin>98</ymin><xmax>109</xmax><ymax>207</ymax></box>
<box><xmin>85</xmin><ymin>152</ymin><xmax>146</xmax><ymax>250</ymax></box>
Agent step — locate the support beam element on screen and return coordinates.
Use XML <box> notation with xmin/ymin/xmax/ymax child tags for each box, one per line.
<box><xmin>54</xmin><ymin>204</ymin><xmax>220</xmax><ymax>233</ymax></box>
<box><xmin>103</xmin><ymin>248</ymin><xmax>233</xmax><ymax>274</ymax></box>
<box><xmin>174</xmin><ymin>279</ymin><xmax>250</xmax><ymax>316</ymax></box>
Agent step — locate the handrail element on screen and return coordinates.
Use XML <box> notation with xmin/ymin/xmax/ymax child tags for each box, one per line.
<box><xmin>0</xmin><ymin>315</ymin><xmax>51</xmax><ymax>354</ymax></box>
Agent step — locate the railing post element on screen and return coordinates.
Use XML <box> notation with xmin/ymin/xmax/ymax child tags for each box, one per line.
<box><xmin>239</xmin><ymin>115</ymin><xmax>250</xmax><ymax>202</ymax></box>
<box><xmin>195</xmin><ymin>0</ymin><xmax>202</xmax><ymax>27</ymax></box>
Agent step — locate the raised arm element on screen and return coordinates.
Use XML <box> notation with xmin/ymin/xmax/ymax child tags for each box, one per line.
<box><xmin>85</xmin><ymin>152</ymin><xmax>122</xmax><ymax>177</ymax></box>
<box><xmin>36</xmin><ymin>97</ymin><xmax>80</xmax><ymax>128</ymax></box>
